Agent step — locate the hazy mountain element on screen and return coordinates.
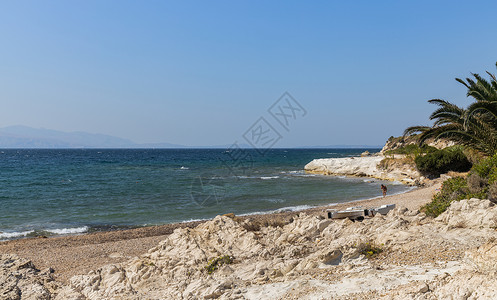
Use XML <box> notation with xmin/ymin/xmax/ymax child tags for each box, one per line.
<box><xmin>136</xmin><ymin>143</ymin><xmax>252</xmax><ymax>149</ymax></box>
<box><xmin>0</xmin><ymin>126</ymin><xmax>249</xmax><ymax>148</ymax></box>
<box><xmin>0</xmin><ymin>126</ymin><xmax>139</xmax><ymax>148</ymax></box>
<box><xmin>135</xmin><ymin>142</ymin><xmax>192</xmax><ymax>148</ymax></box>
<box><xmin>0</xmin><ymin>126</ymin><xmax>382</xmax><ymax>149</ymax></box>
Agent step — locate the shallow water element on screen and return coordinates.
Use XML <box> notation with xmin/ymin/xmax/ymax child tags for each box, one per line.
<box><xmin>0</xmin><ymin>148</ymin><xmax>410</xmax><ymax>239</ymax></box>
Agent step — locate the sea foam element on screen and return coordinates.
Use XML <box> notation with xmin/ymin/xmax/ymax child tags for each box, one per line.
<box><xmin>0</xmin><ymin>230</ymin><xmax>34</xmax><ymax>239</ymax></box>
<box><xmin>46</xmin><ymin>226</ymin><xmax>89</xmax><ymax>235</ymax></box>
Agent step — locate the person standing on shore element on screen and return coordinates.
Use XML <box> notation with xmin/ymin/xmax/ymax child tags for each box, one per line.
<box><xmin>381</xmin><ymin>184</ymin><xmax>387</xmax><ymax>197</ymax></box>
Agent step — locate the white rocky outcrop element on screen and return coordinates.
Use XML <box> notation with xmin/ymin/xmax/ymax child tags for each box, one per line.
<box><xmin>0</xmin><ymin>254</ymin><xmax>57</xmax><ymax>300</ymax></box>
<box><xmin>304</xmin><ymin>136</ymin><xmax>455</xmax><ymax>185</ymax></box>
<box><xmin>304</xmin><ymin>155</ymin><xmax>421</xmax><ymax>184</ymax></box>
<box><xmin>47</xmin><ymin>198</ymin><xmax>497</xmax><ymax>299</ymax></box>
<box><xmin>435</xmin><ymin>197</ymin><xmax>497</xmax><ymax>229</ymax></box>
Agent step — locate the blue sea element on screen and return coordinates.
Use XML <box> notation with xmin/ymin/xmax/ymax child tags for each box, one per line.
<box><xmin>0</xmin><ymin>148</ymin><xmax>411</xmax><ymax>240</ymax></box>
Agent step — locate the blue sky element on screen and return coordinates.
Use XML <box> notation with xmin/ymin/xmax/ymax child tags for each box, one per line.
<box><xmin>1</xmin><ymin>1</ymin><xmax>497</xmax><ymax>147</ymax></box>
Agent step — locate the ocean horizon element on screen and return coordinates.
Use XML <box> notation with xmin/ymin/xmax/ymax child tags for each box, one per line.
<box><xmin>0</xmin><ymin>148</ymin><xmax>411</xmax><ymax>240</ymax></box>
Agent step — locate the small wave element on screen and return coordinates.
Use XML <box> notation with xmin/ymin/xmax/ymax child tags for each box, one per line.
<box><xmin>46</xmin><ymin>226</ymin><xmax>88</xmax><ymax>235</ymax></box>
<box><xmin>179</xmin><ymin>217</ymin><xmax>210</xmax><ymax>223</ymax></box>
<box><xmin>180</xmin><ymin>166</ymin><xmax>189</xmax><ymax>170</ymax></box>
<box><xmin>260</xmin><ymin>176</ymin><xmax>279</xmax><ymax>180</ymax></box>
<box><xmin>0</xmin><ymin>230</ymin><xmax>34</xmax><ymax>239</ymax></box>
<box><xmin>273</xmin><ymin>205</ymin><xmax>313</xmax><ymax>213</ymax></box>
<box><xmin>288</xmin><ymin>170</ymin><xmax>302</xmax><ymax>174</ymax></box>
<box><xmin>237</xmin><ymin>175</ymin><xmax>280</xmax><ymax>180</ymax></box>
<box><xmin>239</xmin><ymin>204</ymin><xmax>314</xmax><ymax>217</ymax></box>
<box><xmin>293</xmin><ymin>174</ymin><xmax>317</xmax><ymax>177</ymax></box>
<box><xmin>287</xmin><ymin>170</ymin><xmax>314</xmax><ymax>177</ymax></box>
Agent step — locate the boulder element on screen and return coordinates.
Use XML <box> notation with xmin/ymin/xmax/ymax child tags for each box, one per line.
<box><xmin>436</xmin><ymin>198</ymin><xmax>497</xmax><ymax>229</ymax></box>
<box><xmin>361</xmin><ymin>151</ymin><xmax>371</xmax><ymax>157</ymax></box>
<box><xmin>0</xmin><ymin>254</ymin><xmax>56</xmax><ymax>300</ymax></box>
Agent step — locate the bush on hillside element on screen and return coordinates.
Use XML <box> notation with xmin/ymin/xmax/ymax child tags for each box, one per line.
<box><xmin>467</xmin><ymin>173</ymin><xmax>488</xmax><ymax>194</ymax></box>
<box><xmin>423</xmin><ymin>153</ymin><xmax>497</xmax><ymax>217</ymax></box>
<box><xmin>414</xmin><ymin>146</ymin><xmax>471</xmax><ymax>176</ymax></box>
<box><xmin>384</xmin><ymin>144</ymin><xmax>437</xmax><ymax>156</ymax></box>
<box><xmin>422</xmin><ymin>177</ymin><xmax>469</xmax><ymax>217</ymax></box>
<box><xmin>471</xmin><ymin>153</ymin><xmax>497</xmax><ymax>181</ymax></box>
<box><xmin>204</xmin><ymin>255</ymin><xmax>233</xmax><ymax>274</ymax></box>
<box><xmin>489</xmin><ymin>182</ymin><xmax>497</xmax><ymax>203</ymax></box>
<box><xmin>463</xmin><ymin>148</ymin><xmax>487</xmax><ymax>165</ymax></box>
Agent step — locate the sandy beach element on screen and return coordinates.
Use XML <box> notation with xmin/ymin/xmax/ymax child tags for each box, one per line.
<box><xmin>0</xmin><ymin>181</ymin><xmax>440</xmax><ymax>284</ymax></box>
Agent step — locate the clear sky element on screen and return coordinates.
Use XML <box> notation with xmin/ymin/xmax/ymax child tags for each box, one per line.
<box><xmin>1</xmin><ymin>1</ymin><xmax>497</xmax><ymax>147</ymax></box>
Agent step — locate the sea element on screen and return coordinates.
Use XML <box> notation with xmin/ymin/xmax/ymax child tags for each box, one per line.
<box><xmin>0</xmin><ymin>148</ymin><xmax>412</xmax><ymax>240</ymax></box>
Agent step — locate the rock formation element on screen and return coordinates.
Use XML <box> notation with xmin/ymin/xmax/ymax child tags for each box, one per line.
<box><xmin>380</xmin><ymin>136</ymin><xmax>455</xmax><ymax>154</ymax></box>
<box><xmin>46</xmin><ymin>198</ymin><xmax>497</xmax><ymax>299</ymax></box>
<box><xmin>303</xmin><ymin>136</ymin><xmax>460</xmax><ymax>184</ymax></box>
<box><xmin>304</xmin><ymin>155</ymin><xmax>421</xmax><ymax>185</ymax></box>
<box><xmin>0</xmin><ymin>254</ymin><xmax>57</xmax><ymax>300</ymax></box>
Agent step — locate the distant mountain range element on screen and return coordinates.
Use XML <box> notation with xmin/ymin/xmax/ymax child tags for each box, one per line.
<box><xmin>0</xmin><ymin>126</ymin><xmax>246</xmax><ymax>148</ymax></box>
<box><xmin>0</xmin><ymin>126</ymin><xmax>382</xmax><ymax>149</ymax></box>
<box><xmin>0</xmin><ymin>126</ymin><xmax>182</xmax><ymax>148</ymax></box>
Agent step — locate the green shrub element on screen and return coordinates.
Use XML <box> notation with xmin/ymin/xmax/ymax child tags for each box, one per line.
<box><xmin>467</xmin><ymin>173</ymin><xmax>488</xmax><ymax>194</ymax></box>
<box><xmin>357</xmin><ymin>241</ymin><xmax>383</xmax><ymax>258</ymax></box>
<box><xmin>205</xmin><ymin>255</ymin><xmax>233</xmax><ymax>274</ymax></box>
<box><xmin>488</xmin><ymin>168</ymin><xmax>497</xmax><ymax>185</ymax></box>
<box><xmin>422</xmin><ymin>177</ymin><xmax>468</xmax><ymax>217</ymax></box>
<box><xmin>463</xmin><ymin>148</ymin><xmax>486</xmax><ymax>165</ymax></box>
<box><xmin>488</xmin><ymin>182</ymin><xmax>497</xmax><ymax>203</ymax></box>
<box><xmin>415</xmin><ymin>147</ymin><xmax>471</xmax><ymax>176</ymax></box>
<box><xmin>378</xmin><ymin>156</ymin><xmax>414</xmax><ymax>171</ymax></box>
<box><xmin>422</xmin><ymin>152</ymin><xmax>497</xmax><ymax>217</ymax></box>
<box><xmin>471</xmin><ymin>153</ymin><xmax>497</xmax><ymax>180</ymax></box>
<box><xmin>385</xmin><ymin>144</ymin><xmax>437</xmax><ymax>156</ymax></box>
<box><xmin>423</xmin><ymin>175</ymin><xmax>487</xmax><ymax>217</ymax></box>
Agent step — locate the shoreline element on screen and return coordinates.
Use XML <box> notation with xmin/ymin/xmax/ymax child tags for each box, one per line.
<box><xmin>0</xmin><ymin>180</ymin><xmax>440</xmax><ymax>283</ymax></box>
<box><xmin>0</xmin><ymin>176</ymin><xmax>413</xmax><ymax>242</ymax></box>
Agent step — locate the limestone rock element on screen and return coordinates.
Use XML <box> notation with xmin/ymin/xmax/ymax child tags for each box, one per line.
<box><xmin>0</xmin><ymin>254</ymin><xmax>56</xmax><ymax>300</ymax></box>
<box><xmin>465</xmin><ymin>241</ymin><xmax>497</xmax><ymax>273</ymax></box>
<box><xmin>304</xmin><ymin>155</ymin><xmax>420</xmax><ymax>184</ymax></box>
<box><xmin>8</xmin><ymin>198</ymin><xmax>497</xmax><ymax>299</ymax></box>
<box><xmin>58</xmin><ymin>200</ymin><xmax>497</xmax><ymax>299</ymax></box>
<box><xmin>380</xmin><ymin>136</ymin><xmax>455</xmax><ymax>154</ymax></box>
<box><xmin>436</xmin><ymin>198</ymin><xmax>497</xmax><ymax>229</ymax></box>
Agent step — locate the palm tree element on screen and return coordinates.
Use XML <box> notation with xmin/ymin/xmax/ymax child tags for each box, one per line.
<box><xmin>404</xmin><ymin>63</ymin><xmax>497</xmax><ymax>156</ymax></box>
